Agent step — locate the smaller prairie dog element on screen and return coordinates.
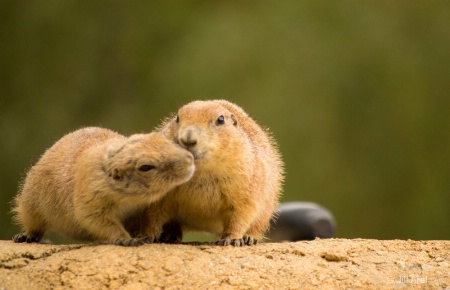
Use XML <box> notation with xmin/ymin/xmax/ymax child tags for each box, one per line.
<box><xmin>12</xmin><ymin>127</ymin><xmax>194</xmax><ymax>246</ymax></box>
<box><xmin>142</xmin><ymin>100</ymin><xmax>284</xmax><ymax>246</ymax></box>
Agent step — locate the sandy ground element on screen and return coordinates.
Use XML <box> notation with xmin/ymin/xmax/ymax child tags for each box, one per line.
<box><xmin>0</xmin><ymin>239</ymin><xmax>449</xmax><ymax>289</ymax></box>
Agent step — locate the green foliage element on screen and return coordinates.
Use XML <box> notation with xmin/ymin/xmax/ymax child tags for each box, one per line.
<box><xmin>1</xmin><ymin>1</ymin><xmax>449</xmax><ymax>241</ymax></box>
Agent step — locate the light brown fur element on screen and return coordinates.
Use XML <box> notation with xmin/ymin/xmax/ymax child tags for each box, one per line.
<box><xmin>142</xmin><ymin>100</ymin><xmax>284</xmax><ymax>246</ymax></box>
<box><xmin>12</xmin><ymin>127</ymin><xmax>194</xmax><ymax>246</ymax></box>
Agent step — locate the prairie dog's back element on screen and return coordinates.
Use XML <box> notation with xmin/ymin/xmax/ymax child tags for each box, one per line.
<box><xmin>38</xmin><ymin>127</ymin><xmax>123</xmax><ymax>189</ymax></box>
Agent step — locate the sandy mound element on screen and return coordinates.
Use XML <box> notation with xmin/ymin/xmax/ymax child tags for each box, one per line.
<box><xmin>0</xmin><ymin>239</ymin><xmax>448</xmax><ymax>289</ymax></box>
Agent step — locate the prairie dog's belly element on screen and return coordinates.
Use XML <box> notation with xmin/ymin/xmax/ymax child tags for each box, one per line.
<box><xmin>182</xmin><ymin>214</ymin><xmax>224</xmax><ymax>234</ymax></box>
<box><xmin>173</xmin><ymin>181</ymin><xmax>226</xmax><ymax>233</ymax></box>
<box><xmin>52</xmin><ymin>220</ymin><xmax>95</xmax><ymax>240</ymax></box>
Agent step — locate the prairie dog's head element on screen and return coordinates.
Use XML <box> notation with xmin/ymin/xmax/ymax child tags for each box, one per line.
<box><xmin>164</xmin><ymin>100</ymin><xmax>245</xmax><ymax>167</ymax></box>
<box><xmin>104</xmin><ymin>132</ymin><xmax>195</xmax><ymax>200</ymax></box>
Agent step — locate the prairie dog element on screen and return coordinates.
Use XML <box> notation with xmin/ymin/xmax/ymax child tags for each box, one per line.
<box><xmin>143</xmin><ymin>100</ymin><xmax>284</xmax><ymax>246</ymax></box>
<box><xmin>12</xmin><ymin>127</ymin><xmax>194</xmax><ymax>246</ymax></box>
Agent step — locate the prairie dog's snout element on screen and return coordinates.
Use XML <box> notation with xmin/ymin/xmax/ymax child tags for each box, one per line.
<box><xmin>161</xmin><ymin>148</ymin><xmax>195</xmax><ymax>183</ymax></box>
<box><xmin>183</xmin><ymin>150</ymin><xmax>194</xmax><ymax>163</ymax></box>
<box><xmin>178</xmin><ymin>126</ymin><xmax>201</xmax><ymax>150</ymax></box>
<box><xmin>175</xmin><ymin>150</ymin><xmax>195</xmax><ymax>170</ymax></box>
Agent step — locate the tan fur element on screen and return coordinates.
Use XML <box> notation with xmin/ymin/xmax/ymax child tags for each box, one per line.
<box><xmin>143</xmin><ymin>100</ymin><xmax>284</xmax><ymax>246</ymax></box>
<box><xmin>12</xmin><ymin>127</ymin><xmax>195</xmax><ymax>246</ymax></box>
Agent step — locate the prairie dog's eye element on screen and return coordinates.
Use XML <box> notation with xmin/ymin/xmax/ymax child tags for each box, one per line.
<box><xmin>216</xmin><ymin>115</ymin><xmax>225</xmax><ymax>126</ymax></box>
<box><xmin>138</xmin><ymin>164</ymin><xmax>156</xmax><ymax>172</ymax></box>
<box><xmin>175</xmin><ymin>115</ymin><xmax>179</xmax><ymax>123</ymax></box>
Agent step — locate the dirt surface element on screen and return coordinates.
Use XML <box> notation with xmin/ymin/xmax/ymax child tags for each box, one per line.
<box><xmin>0</xmin><ymin>239</ymin><xmax>449</xmax><ymax>289</ymax></box>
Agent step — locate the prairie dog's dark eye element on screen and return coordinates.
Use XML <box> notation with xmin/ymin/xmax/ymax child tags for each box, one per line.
<box><xmin>216</xmin><ymin>115</ymin><xmax>225</xmax><ymax>126</ymax></box>
<box><xmin>175</xmin><ymin>115</ymin><xmax>179</xmax><ymax>123</ymax></box>
<box><xmin>138</xmin><ymin>165</ymin><xmax>156</xmax><ymax>172</ymax></box>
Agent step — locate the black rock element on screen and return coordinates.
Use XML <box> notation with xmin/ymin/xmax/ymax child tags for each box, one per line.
<box><xmin>268</xmin><ymin>202</ymin><xmax>336</xmax><ymax>242</ymax></box>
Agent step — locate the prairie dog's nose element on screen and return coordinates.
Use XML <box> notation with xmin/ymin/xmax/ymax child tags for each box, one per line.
<box><xmin>178</xmin><ymin>128</ymin><xmax>198</xmax><ymax>149</ymax></box>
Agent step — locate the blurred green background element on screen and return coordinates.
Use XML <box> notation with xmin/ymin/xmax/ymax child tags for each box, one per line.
<box><xmin>1</xmin><ymin>1</ymin><xmax>449</xmax><ymax>242</ymax></box>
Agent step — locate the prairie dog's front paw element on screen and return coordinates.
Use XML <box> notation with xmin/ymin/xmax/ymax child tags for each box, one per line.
<box><xmin>13</xmin><ymin>233</ymin><xmax>41</xmax><ymax>243</ymax></box>
<box><xmin>113</xmin><ymin>238</ymin><xmax>147</xmax><ymax>247</ymax></box>
<box><xmin>243</xmin><ymin>236</ymin><xmax>258</xmax><ymax>245</ymax></box>
<box><xmin>214</xmin><ymin>237</ymin><xmax>245</xmax><ymax>247</ymax></box>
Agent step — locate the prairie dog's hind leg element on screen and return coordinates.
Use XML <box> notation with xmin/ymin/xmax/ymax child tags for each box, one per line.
<box><xmin>215</xmin><ymin>207</ymin><xmax>255</xmax><ymax>247</ymax></box>
<box><xmin>159</xmin><ymin>220</ymin><xmax>183</xmax><ymax>244</ymax></box>
<box><xmin>12</xmin><ymin>207</ymin><xmax>47</xmax><ymax>243</ymax></box>
<box><xmin>13</xmin><ymin>231</ymin><xmax>45</xmax><ymax>243</ymax></box>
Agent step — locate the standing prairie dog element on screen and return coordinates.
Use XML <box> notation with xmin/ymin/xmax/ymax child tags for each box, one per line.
<box><xmin>142</xmin><ymin>100</ymin><xmax>284</xmax><ymax>246</ymax></box>
<box><xmin>12</xmin><ymin>127</ymin><xmax>195</xmax><ymax>246</ymax></box>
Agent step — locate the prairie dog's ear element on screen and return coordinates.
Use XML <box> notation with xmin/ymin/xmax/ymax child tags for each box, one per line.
<box><xmin>231</xmin><ymin>114</ymin><xmax>238</xmax><ymax>126</ymax></box>
<box><xmin>106</xmin><ymin>141</ymin><xmax>125</xmax><ymax>159</ymax></box>
<box><xmin>107</xmin><ymin>147</ymin><xmax>119</xmax><ymax>159</ymax></box>
<box><xmin>161</xmin><ymin>117</ymin><xmax>178</xmax><ymax>138</ymax></box>
<box><xmin>111</xmin><ymin>168</ymin><xmax>123</xmax><ymax>181</ymax></box>
<box><xmin>156</xmin><ymin>114</ymin><xmax>177</xmax><ymax>135</ymax></box>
